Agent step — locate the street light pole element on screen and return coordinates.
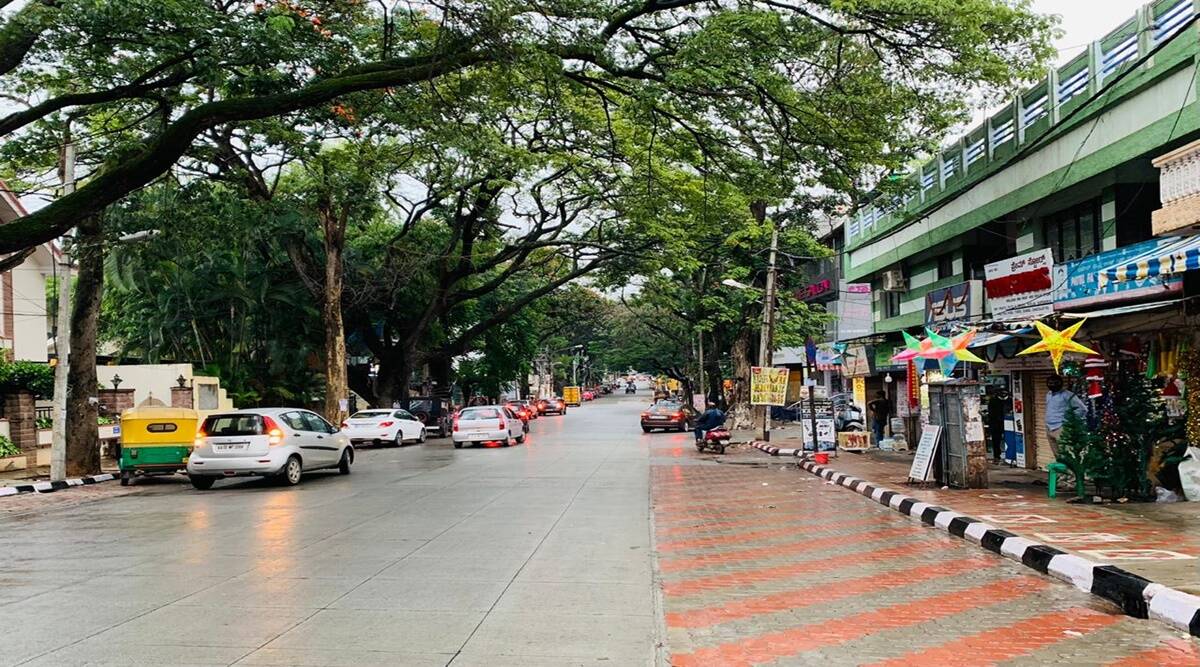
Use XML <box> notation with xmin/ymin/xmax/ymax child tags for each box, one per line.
<box><xmin>50</xmin><ymin>140</ymin><xmax>76</xmax><ymax>482</ymax></box>
<box><xmin>758</xmin><ymin>221</ymin><xmax>779</xmax><ymax>442</ymax></box>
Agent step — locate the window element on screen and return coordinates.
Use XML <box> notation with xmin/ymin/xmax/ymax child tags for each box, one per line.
<box><xmin>201</xmin><ymin>414</ymin><xmax>263</xmax><ymax>436</ymax></box>
<box><xmin>281</xmin><ymin>411</ymin><xmax>308</xmax><ymax>431</ymax></box>
<box><xmin>936</xmin><ymin>254</ymin><xmax>954</xmax><ymax>281</ymax></box>
<box><xmin>146</xmin><ymin>423</ymin><xmax>178</xmax><ymax>433</ymax></box>
<box><xmin>301</xmin><ymin>411</ymin><xmax>335</xmax><ymax>433</ymax></box>
<box><xmin>1046</xmin><ymin>200</ymin><xmax>1101</xmax><ymax>262</ymax></box>
<box><xmin>882</xmin><ymin>291</ymin><xmax>902</xmax><ymax>319</ymax></box>
<box><xmin>393</xmin><ymin>410</ymin><xmax>415</xmax><ymax>421</ymax></box>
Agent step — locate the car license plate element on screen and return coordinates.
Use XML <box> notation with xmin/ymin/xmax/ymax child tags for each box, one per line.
<box><xmin>214</xmin><ymin>444</ymin><xmax>246</xmax><ymax>452</ymax></box>
<box><xmin>469</xmin><ymin>433</ymin><xmax>488</xmax><ymax>439</ymax></box>
<box><xmin>652</xmin><ymin>416</ymin><xmax>667</xmax><ymax>420</ymax></box>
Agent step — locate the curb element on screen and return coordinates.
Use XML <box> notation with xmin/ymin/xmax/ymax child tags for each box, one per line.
<box><xmin>749</xmin><ymin>441</ymin><xmax>1200</xmax><ymax>638</ymax></box>
<box><xmin>0</xmin><ymin>473</ymin><xmax>118</xmax><ymax>497</ymax></box>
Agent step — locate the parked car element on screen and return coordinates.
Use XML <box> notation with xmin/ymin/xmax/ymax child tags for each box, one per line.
<box><xmin>582</xmin><ymin>390</ymin><xmax>595</xmax><ymax>401</ymax></box>
<box><xmin>452</xmin><ymin>405</ymin><xmax>525</xmax><ymax>448</ymax></box>
<box><xmin>187</xmin><ymin>409</ymin><xmax>352</xmax><ymax>489</ymax></box>
<box><xmin>341</xmin><ymin>409</ymin><xmax>426</xmax><ymax>447</ymax></box>
<box><xmin>536</xmin><ymin>397</ymin><xmax>567</xmax><ymax>415</ymax></box>
<box><xmin>641</xmin><ymin>401</ymin><xmax>692</xmax><ymax>433</ymax></box>
<box><xmin>405</xmin><ymin>396</ymin><xmax>453</xmax><ymax>437</ymax></box>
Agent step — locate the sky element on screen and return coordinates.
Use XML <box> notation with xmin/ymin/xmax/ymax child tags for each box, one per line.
<box><xmin>1036</xmin><ymin>0</ymin><xmax>1149</xmax><ymax>65</ymax></box>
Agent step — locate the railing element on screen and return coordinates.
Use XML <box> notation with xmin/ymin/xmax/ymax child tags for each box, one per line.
<box><xmin>846</xmin><ymin>0</ymin><xmax>1197</xmax><ymax>247</ymax></box>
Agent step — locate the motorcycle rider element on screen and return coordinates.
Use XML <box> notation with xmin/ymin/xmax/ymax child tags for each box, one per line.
<box><xmin>694</xmin><ymin>401</ymin><xmax>726</xmax><ymax>443</ymax></box>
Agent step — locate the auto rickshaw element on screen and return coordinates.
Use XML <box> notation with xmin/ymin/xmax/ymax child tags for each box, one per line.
<box><xmin>117</xmin><ymin>406</ymin><xmax>200</xmax><ymax>485</ymax></box>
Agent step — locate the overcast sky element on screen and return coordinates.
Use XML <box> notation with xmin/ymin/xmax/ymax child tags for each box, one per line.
<box><xmin>1038</xmin><ymin>0</ymin><xmax>1148</xmax><ymax>63</ymax></box>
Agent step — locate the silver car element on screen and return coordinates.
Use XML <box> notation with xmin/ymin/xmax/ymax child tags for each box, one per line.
<box><xmin>187</xmin><ymin>408</ymin><xmax>353</xmax><ymax>489</ymax></box>
<box><xmin>451</xmin><ymin>405</ymin><xmax>525</xmax><ymax>449</ymax></box>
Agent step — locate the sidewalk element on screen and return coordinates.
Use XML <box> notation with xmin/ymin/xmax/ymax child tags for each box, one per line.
<box><xmin>745</xmin><ymin>433</ymin><xmax>1200</xmax><ymax>594</ymax></box>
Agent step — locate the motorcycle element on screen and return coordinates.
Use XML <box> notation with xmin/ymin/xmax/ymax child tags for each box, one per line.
<box><xmin>625</xmin><ymin>384</ymin><xmax>636</xmax><ymax>394</ymax></box>
<box><xmin>695</xmin><ymin>427</ymin><xmax>732</xmax><ymax>454</ymax></box>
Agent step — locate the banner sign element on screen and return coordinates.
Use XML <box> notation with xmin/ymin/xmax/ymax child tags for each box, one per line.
<box><xmin>836</xmin><ymin>282</ymin><xmax>874</xmax><ymax>341</ymax></box>
<box><xmin>1052</xmin><ymin>237</ymin><xmax>1184</xmax><ymax>311</ymax></box>
<box><xmin>844</xmin><ymin>345</ymin><xmax>872</xmax><ymax>377</ymax></box>
<box><xmin>750</xmin><ymin>366</ymin><xmax>789</xmax><ymax>406</ymax></box>
<box><xmin>852</xmin><ymin>376</ymin><xmax>867</xmax><ymax>410</ymax></box>
<box><xmin>907</xmin><ymin>359</ymin><xmax>920</xmax><ymax>409</ymax></box>
<box><xmin>924</xmin><ymin>281</ymin><xmax>981</xmax><ymax>325</ymax></box>
<box><xmin>909</xmin><ymin>425</ymin><xmax>942</xmax><ymax>482</ymax></box>
<box><xmin>801</xmin><ymin>417</ymin><xmax>837</xmax><ymax>451</ymax></box>
<box><xmin>985</xmin><ymin>249</ymin><xmax>1054</xmax><ymax>320</ymax></box>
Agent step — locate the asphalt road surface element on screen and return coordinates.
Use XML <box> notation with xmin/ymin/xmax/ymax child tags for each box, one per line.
<box><xmin>1</xmin><ymin>393</ymin><xmax>659</xmax><ymax>666</ymax></box>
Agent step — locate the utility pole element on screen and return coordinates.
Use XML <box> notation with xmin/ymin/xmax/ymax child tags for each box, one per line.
<box><xmin>806</xmin><ymin>338</ymin><xmax>819</xmax><ymax>454</ymax></box>
<box><xmin>50</xmin><ymin>140</ymin><xmax>76</xmax><ymax>482</ymax></box>
<box><xmin>758</xmin><ymin>221</ymin><xmax>779</xmax><ymax>442</ymax></box>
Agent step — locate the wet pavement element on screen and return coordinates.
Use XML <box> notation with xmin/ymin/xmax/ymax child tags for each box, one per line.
<box><xmin>0</xmin><ymin>396</ymin><xmax>656</xmax><ymax>666</ymax></box>
<box><xmin>4</xmin><ymin>394</ymin><xmax>1200</xmax><ymax>666</ymax></box>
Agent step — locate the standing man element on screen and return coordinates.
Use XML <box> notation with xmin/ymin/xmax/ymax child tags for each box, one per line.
<box><xmin>868</xmin><ymin>390</ymin><xmax>891</xmax><ymax>445</ymax></box>
<box><xmin>986</xmin><ymin>387</ymin><xmax>1010</xmax><ymax>464</ymax></box>
<box><xmin>1044</xmin><ymin>375</ymin><xmax>1086</xmax><ymax>461</ymax></box>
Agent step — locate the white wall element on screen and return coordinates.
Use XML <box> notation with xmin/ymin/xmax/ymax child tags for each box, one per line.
<box><xmin>10</xmin><ymin>249</ymin><xmax>50</xmax><ymax>362</ymax></box>
<box><xmin>95</xmin><ymin>364</ymin><xmax>234</xmax><ymax>412</ymax></box>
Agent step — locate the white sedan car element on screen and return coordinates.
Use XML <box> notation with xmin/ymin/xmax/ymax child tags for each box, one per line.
<box><xmin>187</xmin><ymin>408</ymin><xmax>352</xmax><ymax>489</ymax></box>
<box><xmin>452</xmin><ymin>405</ymin><xmax>525</xmax><ymax>448</ymax></box>
<box><xmin>341</xmin><ymin>409</ymin><xmax>427</xmax><ymax>447</ymax></box>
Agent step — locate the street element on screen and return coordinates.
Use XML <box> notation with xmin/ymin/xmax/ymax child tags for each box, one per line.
<box><xmin>3</xmin><ymin>393</ymin><xmax>1199</xmax><ymax>666</ymax></box>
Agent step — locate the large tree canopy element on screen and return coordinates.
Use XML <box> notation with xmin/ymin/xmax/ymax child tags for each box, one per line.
<box><xmin>1</xmin><ymin>0</ymin><xmax>1055</xmax><ymax>251</ymax></box>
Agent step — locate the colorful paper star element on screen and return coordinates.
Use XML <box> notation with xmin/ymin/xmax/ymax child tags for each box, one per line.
<box><xmin>1017</xmin><ymin>319</ymin><xmax>1098</xmax><ymax>373</ymax></box>
<box><xmin>938</xmin><ymin>329</ymin><xmax>987</xmax><ymax>375</ymax></box>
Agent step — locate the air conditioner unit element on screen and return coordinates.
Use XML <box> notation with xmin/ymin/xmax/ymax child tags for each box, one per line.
<box><xmin>881</xmin><ymin>269</ymin><xmax>907</xmax><ymax>292</ymax></box>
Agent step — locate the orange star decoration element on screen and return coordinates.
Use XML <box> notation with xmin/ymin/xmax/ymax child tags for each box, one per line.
<box><xmin>1017</xmin><ymin>320</ymin><xmax>1098</xmax><ymax>373</ymax></box>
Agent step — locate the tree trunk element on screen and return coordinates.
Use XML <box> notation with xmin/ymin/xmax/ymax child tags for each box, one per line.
<box><xmin>65</xmin><ymin>215</ymin><xmax>103</xmax><ymax>476</ymax></box>
<box><xmin>319</xmin><ymin>203</ymin><xmax>348</xmax><ymax>425</ymax></box>
<box><xmin>728</xmin><ymin>328</ymin><xmax>754</xmax><ymax>430</ymax></box>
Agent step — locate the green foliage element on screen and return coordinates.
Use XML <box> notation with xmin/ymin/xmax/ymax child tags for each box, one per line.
<box><xmin>0</xmin><ymin>360</ymin><xmax>54</xmax><ymax>398</ymax></box>
<box><xmin>0</xmin><ymin>434</ymin><xmax>19</xmax><ymax>458</ymax></box>
<box><xmin>1055</xmin><ymin>407</ymin><xmax>1094</xmax><ymax>490</ymax></box>
<box><xmin>1068</xmin><ymin>367</ymin><xmax>1168</xmax><ymax>499</ymax></box>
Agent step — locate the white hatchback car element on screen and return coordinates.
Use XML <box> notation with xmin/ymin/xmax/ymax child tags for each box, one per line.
<box><xmin>451</xmin><ymin>405</ymin><xmax>525</xmax><ymax>449</ymax></box>
<box><xmin>341</xmin><ymin>409</ymin><xmax>426</xmax><ymax>447</ymax></box>
<box><xmin>187</xmin><ymin>408</ymin><xmax>352</xmax><ymax>490</ymax></box>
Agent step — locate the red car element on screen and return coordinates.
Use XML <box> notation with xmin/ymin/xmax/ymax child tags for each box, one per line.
<box><xmin>504</xmin><ymin>400</ymin><xmax>536</xmax><ymax>427</ymax></box>
<box><xmin>582</xmin><ymin>391</ymin><xmax>595</xmax><ymax>401</ymax></box>
<box><xmin>641</xmin><ymin>401</ymin><xmax>691</xmax><ymax>433</ymax></box>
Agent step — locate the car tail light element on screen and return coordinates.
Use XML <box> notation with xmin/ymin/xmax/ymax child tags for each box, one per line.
<box><xmin>379</xmin><ymin>421</ymin><xmax>394</xmax><ymax>427</ymax></box>
<box><xmin>194</xmin><ymin>424</ymin><xmax>206</xmax><ymax>449</ymax></box>
<box><xmin>498</xmin><ymin>418</ymin><xmax>506</xmax><ymax>430</ymax></box>
<box><xmin>262</xmin><ymin>415</ymin><xmax>285</xmax><ymax>445</ymax></box>
<box><xmin>340</xmin><ymin>421</ymin><xmax>348</xmax><ymax>429</ymax></box>
<box><xmin>453</xmin><ymin>415</ymin><xmax>460</xmax><ymax>432</ymax></box>
<box><xmin>641</xmin><ymin>412</ymin><xmax>650</xmax><ymax>419</ymax></box>
<box><xmin>673</xmin><ymin>412</ymin><xmax>684</xmax><ymax>421</ymax></box>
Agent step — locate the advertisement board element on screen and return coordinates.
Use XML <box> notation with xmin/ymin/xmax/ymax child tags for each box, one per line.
<box><xmin>749</xmin><ymin>367</ymin><xmax>789</xmax><ymax>406</ymax></box>
<box><xmin>985</xmin><ymin>249</ymin><xmax>1054</xmax><ymax>320</ymax></box>
<box><xmin>924</xmin><ymin>280</ymin><xmax>982</xmax><ymax>325</ymax></box>
<box><xmin>563</xmin><ymin>386</ymin><xmax>582</xmax><ymax>406</ymax></box>
<box><xmin>836</xmin><ymin>282</ymin><xmax>874</xmax><ymax>341</ymax></box>
<box><xmin>1052</xmin><ymin>237</ymin><xmax>1184</xmax><ymax>311</ymax></box>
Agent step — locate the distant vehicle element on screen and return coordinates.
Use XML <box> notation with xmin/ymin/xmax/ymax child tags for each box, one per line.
<box><xmin>625</xmin><ymin>383</ymin><xmax>636</xmax><ymax>394</ymax></box>
<box><xmin>452</xmin><ymin>405</ymin><xmax>525</xmax><ymax>448</ymax></box>
<box><xmin>641</xmin><ymin>401</ymin><xmax>691</xmax><ymax>433</ymax></box>
<box><xmin>504</xmin><ymin>400</ymin><xmax>535</xmax><ymax>432</ymax></box>
<box><xmin>405</xmin><ymin>396</ymin><xmax>454</xmax><ymax>437</ymax></box>
<box><xmin>187</xmin><ymin>409</ymin><xmax>352</xmax><ymax>489</ymax></box>
<box><xmin>341</xmin><ymin>409</ymin><xmax>426</xmax><ymax>447</ymax></box>
<box><xmin>582</xmin><ymin>390</ymin><xmax>595</xmax><ymax>401</ymax></box>
<box><xmin>537</xmin><ymin>397</ymin><xmax>567</xmax><ymax>415</ymax></box>
<box><xmin>563</xmin><ymin>386</ymin><xmax>582</xmax><ymax>407</ymax></box>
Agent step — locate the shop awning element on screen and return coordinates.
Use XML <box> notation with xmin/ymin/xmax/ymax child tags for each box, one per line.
<box><xmin>1098</xmin><ymin>235</ymin><xmax>1200</xmax><ymax>286</ymax></box>
<box><xmin>967</xmin><ymin>328</ymin><xmax>1030</xmax><ymax>348</ymax></box>
<box><xmin>1059</xmin><ymin>299</ymin><xmax>1183</xmax><ymax>319</ymax></box>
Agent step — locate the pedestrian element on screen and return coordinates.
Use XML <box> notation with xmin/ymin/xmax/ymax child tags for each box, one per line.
<box><xmin>867</xmin><ymin>390</ymin><xmax>890</xmax><ymax>445</ymax></box>
<box><xmin>1044</xmin><ymin>375</ymin><xmax>1086</xmax><ymax>461</ymax></box>
<box><xmin>986</xmin><ymin>388</ymin><xmax>1009</xmax><ymax>464</ymax></box>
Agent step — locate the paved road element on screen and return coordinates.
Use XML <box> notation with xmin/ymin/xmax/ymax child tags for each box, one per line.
<box><xmin>1</xmin><ymin>395</ymin><xmax>658</xmax><ymax>666</ymax></box>
<box><xmin>5</xmin><ymin>392</ymin><xmax>1200</xmax><ymax>666</ymax></box>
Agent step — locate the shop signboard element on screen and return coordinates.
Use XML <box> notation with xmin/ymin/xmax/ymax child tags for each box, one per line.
<box><xmin>852</xmin><ymin>376</ymin><xmax>867</xmax><ymax>410</ymax></box>
<box><xmin>925</xmin><ymin>280</ymin><xmax>983</xmax><ymax>325</ymax></box>
<box><xmin>843</xmin><ymin>345</ymin><xmax>872</xmax><ymax>377</ymax></box>
<box><xmin>801</xmin><ymin>417</ymin><xmax>837</xmax><ymax>451</ymax></box>
<box><xmin>1052</xmin><ymin>237</ymin><xmax>1185</xmax><ymax>311</ymax></box>
<box><xmin>749</xmin><ymin>366</ymin><xmax>789</xmax><ymax>406</ymax></box>
<box><xmin>798</xmin><ymin>277</ymin><xmax>834</xmax><ymax>301</ymax></box>
<box><xmin>909</xmin><ymin>425</ymin><xmax>942</xmax><ymax>482</ymax></box>
<box><xmin>874</xmin><ymin>345</ymin><xmax>906</xmax><ymax>374</ymax></box>
<box><xmin>985</xmin><ymin>249</ymin><xmax>1054</xmax><ymax>320</ymax></box>
<box><xmin>1008</xmin><ymin>373</ymin><xmax>1026</xmax><ymax>467</ymax></box>
<box><xmin>836</xmin><ymin>282</ymin><xmax>873</xmax><ymax>341</ymax></box>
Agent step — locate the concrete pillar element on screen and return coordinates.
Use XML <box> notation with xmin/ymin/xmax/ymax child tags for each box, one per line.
<box><xmin>170</xmin><ymin>386</ymin><xmax>193</xmax><ymax>410</ymax></box>
<box><xmin>97</xmin><ymin>388</ymin><xmax>135</xmax><ymax>418</ymax></box>
<box><xmin>5</xmin><ymin>390</ymin><xmax>36</xmax><ymax>468</ymax></box>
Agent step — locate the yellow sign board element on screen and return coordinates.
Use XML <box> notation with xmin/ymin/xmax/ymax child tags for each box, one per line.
<box><xmin>852</xmin><ymin>377</ymin><xmax>866</xmax><ymax>411</ymax></box>
<box><xmin>563</xmin><ymin>386</ymin><xmax>582</xmax><ymax>406</ymax></box>
<box><xmin>749</xmin><ymin>367</ymin><xmax>789</xmax><ymax>406</ymax></box>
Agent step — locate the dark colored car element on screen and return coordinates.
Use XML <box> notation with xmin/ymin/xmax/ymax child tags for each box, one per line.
<box><xmin>640</xmin><ymin>401</ymin><xmax>691</xmax><ymax>433</ymax></box>
<box><xmin>404</xmin><ymin>396</ymin><xmax>453</xmax><ymax>437</ymax></box>
<box><xmin>536</xmin><ymin>397</ymin><xmax>567</xmax><ymax>415</ymax></box>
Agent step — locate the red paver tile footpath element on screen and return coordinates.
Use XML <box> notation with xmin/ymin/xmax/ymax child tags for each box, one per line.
<box><xmin>649</xmin><ymin>449</ymin><xmax>1200</xmax><ymax>666</ymax></box>
<box><xmin>798</xmin><ymin>450</ymin><xmax>1200</xmax><ymax>592</ymax></box>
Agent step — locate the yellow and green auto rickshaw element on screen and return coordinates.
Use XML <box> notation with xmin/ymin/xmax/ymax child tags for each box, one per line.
<box><xmin>117</xmin><ymin>406</ymin><xmax>199</xmax><ymax>486</ymax></box>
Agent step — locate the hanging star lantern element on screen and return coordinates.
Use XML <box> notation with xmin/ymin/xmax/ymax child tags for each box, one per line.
<box><xmin>1017</xmin><ymin>319</ymin><xmax>1098</xmax><ymax>373</ymax></box>
<box><xmin>891</xmin><ymin>331</ymin><xmax>924</xmax><ymax>362</ymax></box>
<box><xmin>937</xmin><ymin>328</ymin><xmax>987</xmax><ymax>375</ymax></box>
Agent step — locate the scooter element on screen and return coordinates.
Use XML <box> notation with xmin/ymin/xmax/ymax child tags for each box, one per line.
<box><xmin>695</xmin><ymin>427</ymin><xmax>732</xmax><ymax>454</ymax></box>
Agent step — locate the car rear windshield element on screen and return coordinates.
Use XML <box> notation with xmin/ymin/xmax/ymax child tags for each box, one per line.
<box><xmin>352</xmin><ymin>411</ymin><xmax>390</xmax><ymax>418</ymax></box>
<box><xmin>202</xmin><ymin>414</ymin><xmax>265</xmax><ymax>436</ymax></box>
<box><xmin>650</xmin><ymin>404</ymin><xmax>681</xmax><ymax>414</ymax></box>
<box><xmin>460</xmin><ymin>407</ymin><xmax>500</xmax><ymax>420</ymax></box>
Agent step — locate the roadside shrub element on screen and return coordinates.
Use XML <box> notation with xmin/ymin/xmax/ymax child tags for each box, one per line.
<box><xmin>0</xmin><ymin>361</ymin><xmax>54</xmax><ymax>398</ymax></box>
<box><xmin>0</xmin><ymin>434</ymin><xmax>20</xmax><ymax>457</ymax></box>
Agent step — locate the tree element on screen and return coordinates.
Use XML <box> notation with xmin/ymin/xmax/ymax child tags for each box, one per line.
<box><xmin>1</xmin><ymin>1</ymin><xmax>1055</xmax><ymax>254</ymax></box>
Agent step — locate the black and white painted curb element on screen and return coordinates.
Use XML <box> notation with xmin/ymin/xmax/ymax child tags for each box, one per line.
<box><xmin>749</xmin><ymin>441</ymin><xmax>1200</xmax><ymax>638</ymax></box>
<box><xmin>0</xmin><ymin>473</ymin><xmax>118</xmax><ymax>497</ymax></box>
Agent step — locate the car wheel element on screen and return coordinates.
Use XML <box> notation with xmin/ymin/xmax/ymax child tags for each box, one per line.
<box><xmin>338</xmin><ymin>449</ymin><xmax>352</xmax><ymax>475</ymax></box>
<box><xmin>516</xmin><ymin>433</ymin><xmax>526</xmax><ymax>444</ymax></box>
<box><xmin>418</xmin><ymin>428</ymin><xmax>427</xmax><ymax>443</ymax></box>
<box><xmin>454</xmin><ymin>441</ymin><xmax>463</xmax><ymax>449</ymax></box>
<box><xmin>641</xmin><ymin>426</ymin><xmax>651</xmax><ymax>433</ymax></box>
<box><xmin>189</xmin><ymin>475</ymin><xmax>215</xmax><ymax>490</ymax></box>
<box><xmin>394</xmin><ymin>431</ymin><xmax>405</xmax><ymax>447</ymax></box>
<box><xmin>281</xmin><ymin>455</ymin><xmax>303</xmax><ymax>486</ymax></box>
<box><xmin>119</xmin><ymin>470</ymin><xmax>132</xmax><ymax>486</ymax></box>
